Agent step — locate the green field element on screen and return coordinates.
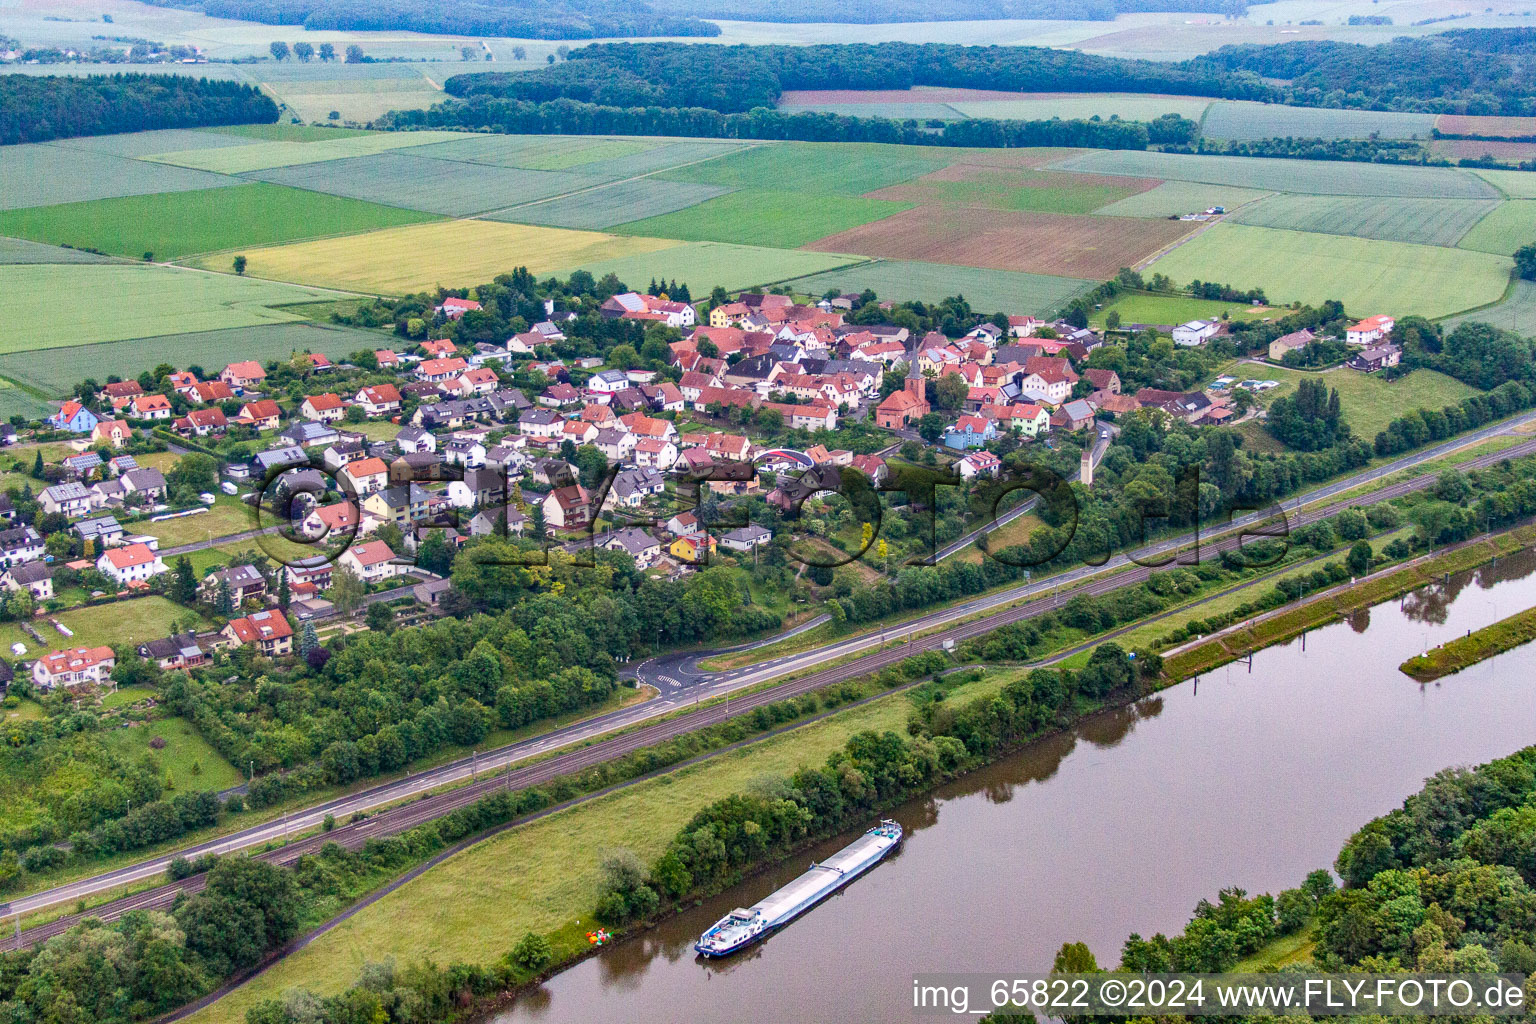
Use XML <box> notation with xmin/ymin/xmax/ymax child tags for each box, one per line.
<box><xmin>781</xmin><ymin>258</ymin><xmax>1094</xmax><ymax>315</ymax></box>
<box><xmin>1147</xmin><ymin>223</ymin><xmax>1513</xmax><ymax>318</ymax></box>
<box><xmin>1200</xmin><ymin>102</ymin><xmax>1437</xmax><ymax>142</ymax></box>
<box><xmin>207</xmin><ymin>124</ymin><xmax>381</xmax><ymax>142</ymax></box>
<box><xmin>776</xmin><ymin>101</ymin><xmax>966</xmax><ymax>120</ymax></box>
<box><xmin>0</xmin><ymin>237</ymin><xmax>121</xmax><ymax>264</ymax></box>
<box><xmin>0</xmin><ymin>322</ymin><xmax>379</xmax><ymax>396</ymax></box>
<box><xmin>560</xmin><ymin>241</ymin><xmax>870</xmax><ymax>297</ymax></box>
<box><xmin>1471</xmin><ymin>168</ymin><xmax>1536</xmax><ymax>199</ymax></box>
<box><xmin>1456</xmin><ymin>200</ymin><xmax>1536</xmax><ymax>256</ymax></box>
<box><xmin>1245</xmin><ymin>365</ymin><xmax>1479</xmax><ymax>437</ymax></box>
<box><xmin>405</xmin><ymin>133</ymin><xmax>662</xmax><ymax>171</ymax></box>
<box><xmin>1091</xmin><ymin>180</ymin><xmax>1272</xmax><ymax>218</ymax></box>
<box><xmin>143</xmin><ymin>130</ymin><xmax>463</xmax><ymax>174</ymax></box>
<box><xmin>1442</xmin><ymin>278</ymin><xmax>1536</xmax><ymax>331</ymax></box>
<box><xmin>542</xmin><ymin>139</ymin><xmax>754</xmax><ymax>184</ymax></box>
<box><xmin>248</xmin><ymin>154</ymin><xmax>593</xmax><ymax>217</ymax></box>
<box><xmin>660</xmin><ymin>142</ymin><xmax>947</xmax><ymax>195</ymax></box>
<box><xmin>1054</xmin><ymin>150</ymin><xmax>1498</xmax><ymax>198</ymax></box>
<box><xmin>48</xmin><ymin>128</ymin><xmax>259</xmax><ymax>158</ymax></box>
<box><xmin>100</xmin><ymin>717</ymin><xmax>243</xmax><ymax>794</ymax></box>
<box><xmin>1091</xmin><ymin>291</ymin><xmax>1275</xmax><ymax>328</ymax></box>
<box><xmin>611</xmin><ymin>189</ymin><xmax>912</xmax><ymax>248</ymax></box>
<box><xmin>1229</xmin><ymin>194</ymin><xmax>1498</xmax><ymax>247</ymax></box>
<box><xmin>491</xmin><ymin>179</ymin><xmax>734</xmax><ymax>231</ymax></box>
<box><xmin>0</xmin><ymin>596</ymin><xmax>212</xmax><ymax>656</ymax></box>
<box><xmin>0</xmin><ymin>143</ymin><xmax>240</xmax><ymax>211</ymax></box>
<box><xmin>0</xmin><ymin>183</ymin><xmax>440</xmax><ymax>262</ymax></box>
<box><xmin>0</xmin><ymin>264</ymin><xmax>344</xmax><ymax>349</ymax></box>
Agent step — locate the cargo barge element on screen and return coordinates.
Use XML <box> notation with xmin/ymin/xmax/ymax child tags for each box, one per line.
<box><xmin>694</xmin><ymin>819</ymin><xmax>903</xmax><ymax>958</ymax></box>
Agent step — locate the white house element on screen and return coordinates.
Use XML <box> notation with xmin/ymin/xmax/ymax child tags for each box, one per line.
<box><xmin>1346</xmin><ymin>315</ymin><xmax>1395</xmax><ymax>346</ymax></box>
<box><xmin>32</xmin><ymin>645</ymin><xmax>115</xmax><ymax>690</ymax></box>
<box><xmin>1172</xmin><ymin>320</ymin><xmax>1220</xmax><ymax>346</ymax></box>
<box><xmin>97</xmin><ymin>542</ymin><xmax>166</xmax><ymax>585</ymax></box>
<box><xmin>337</xmin><ymin>539</ymin><xmax>402</xmax><ymax>583</ymax></box>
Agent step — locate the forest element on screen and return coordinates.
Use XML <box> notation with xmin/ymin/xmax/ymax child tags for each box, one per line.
<box><xmin>436</xmin><ymin>33</ymin><xmax>1536</xmax><ymax>119</ymax></box>
<box><xmin>0</xmin><ymin>74</ymin><xmax>277</xmax><ymax>146</ymax></box>
<box><xmin>136</xmin><ymin>0</ymin><xmax>1243</xmax><ymax>36</ymax></box>
<box><xmin>139</xmin><ymin>0</ymin><xmax>719</xmax><ymax>38</ymax></box>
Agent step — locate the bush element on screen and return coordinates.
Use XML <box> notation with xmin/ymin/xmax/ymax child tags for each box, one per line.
<box><xmin>510</xmin><ymin>931</ymin><xmax>552</xmax><ymax>970</ymax></box>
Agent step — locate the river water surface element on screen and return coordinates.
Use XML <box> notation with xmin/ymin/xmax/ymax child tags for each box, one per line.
<box><xmin>501</xmin><ymin>550</ymin><xmax>1536</xmax><ymax>1024</ymax></box>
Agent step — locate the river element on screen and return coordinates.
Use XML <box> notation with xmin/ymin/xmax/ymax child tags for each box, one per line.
<box><xmin>500</xmin><ymin>549</ymin><xmax>1536</xmax><ymax>1024</ymax></box>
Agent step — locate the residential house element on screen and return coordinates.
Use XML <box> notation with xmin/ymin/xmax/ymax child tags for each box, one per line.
<box><xmin>1052</xmin><ymin>399</ymin><xmax>1097</xmax><ymax>432</ymax></box>
<box><xmin>32</xmin><ymin>646</ymin><xmax>115</xmax><ymax>690</ymax></box>
<box><xmin>97</xmin><ymin>542</ymin><xmax>166</xmax><ymax>585</ymax></box>
<box><xmin>705</xmin><ymin>432</ymin><xmax>752</xmax><ymax>462</ymax></box>
<box><xmin>74</xmin><ymin>516</ymin><xmax>123</xmax><ymax>546</ymax></box>
<box><xmin>338</xmin><ymin>539</ymin><xmax>403</xmax><ymax>583</ymax></box>
<box><xmin>1269</xmin><ymin>328</ymin><xmax>1315</xmax><ymax>362</ymax></box>
<box><xmin>720</xmin><ymin>524</ymin><xmax>771</xmax><ymax>553</ymax></box>
<box><xmin>956</xmin><ymin>450</ymin><xmax>1003</xmax><ymax>480</ymax></box>
<box><xmin>221</xmin><ymin>609</ymin><xmax>294</xmax><ymax>656</ymax></box>
<box><xmin>252</xmin><ymin>446</ymin><xmax>308</xmax><ymax>477</ymax></box>
<box><xmin>593</xmin><ymin>428</ymin><xmax>636</xmax><ymax>463</ymax></box>
<box><xmin>417</xmin><ymin>357</ymin><xmax>469</xmax><ymax>382</ymax></box>
<box><xmin>601</xmin><ymin>527</ymin><xmax>662</xmax><ymax>568</ymax></box>
<box><xmin>99</xmin><ymin>380</ymin><xmax>144</xmax><ymax>403</ymax></box>
<box><xmin>200</xmin><ymin>564</ymin><xmax>267</xmax><ymax>606</ymax></box>
<box><xmin>137</xmin><ymin>633</ymin><xmax>208</xmax><ymax>671</ymax></box>
<box><xmin>1172</xmin><ymin>320</ymin><xmax>1221</xmax><ymax>346</ymax></box>
<box><xmin>300</xmin><ymin>393</ymin><xmax>348</xmax><ymax>422</ymax></box>
<box><xmin>187</xmin><ymin>380</ymin><xmax>235</xmax><ymax>405</ymax></box>
<box><xmin>47</xmin><ymin>401</ymin><xmax>99</xmax><ymax>434</ymax></box>
<box><xmin>1346</xmin><ymin>315</ymin><xmax>1395</xmax><ymax>346</ymax></box>
<box><xmin>220</xmin><ymin>361</ymin><xmax>266</xmax><ymax>391</ymax></box>
<box><xmin>339</xmin><ymin>457</ymin><xmax>390</xmax><ymax>495</ymax></box>
<box><xmin>321</xmin><ymin>439</ymin><xmax>368</xmax><ymax>472</ymax></box>
<box><xmin>943</xmin><ymin>414</ymin><xmax>998</xmax><ymax>450</ymax></box>
<box><xmin>354</xmin><ymin>384</ymin><xmax>402</xmax><ymax>417</ymax></box>
<box><xmin>4</xmin><ymin>560</ymin><xmax>53</xmax><ymax>601</ymax></box>
<box><xmin>0</xmin><ymin>526</ymin><xmax>44</xmax><ymax>568</ymax></box>
<box><xmin>237</xmin><ymin>399</ymin><xmax>282</xmax><ymax>431</ymax></box>
<box><xmin>443</xmin><ymin>437</ymin><xmax>487</xmax><ymax>468</ymax></box>
<box><xmin>450</xmin><ymin>367</ymin><xmax>500</xmax><ymax>396</ymax></box>
<box><xmin>121</xmin><ymin>467</ymin><xmax>167</xmax><ymax>503</ymax></box>
<box><xmin>542</xmin><ymin>484</ymin><xmax>591</xmax><ymax>532</ymax></box>
<box><xmin>1348</xmin><ymin>344</ymin><xmax>1402</xmax><ymax>372</ymax></box>
<box><xmin>176</xmin><ymin>408</ymin><xmax>228</xmax><ymax>436</ymax></box>
<box><xmin>40</xmin><ymin>482</ymin><xmax>90</xmax><ymax>517</ymax></box>
<box><xmin>1082</xmin><ymin>368</ymin><xmax>1121</xmax><ymax>394</ymax></box>
<box><xmin>468</xmin><ymin>506</ymin><xmax>528</xmax><ymax>537</ymax></box>
<box><xmin>669</xmin><ymin>532</ymin><xmax>716</xmax><ymax>564</ymax></box>
<box><xmin>633</xmin><ymin>437</ymin><xmax>678</xmax><ymax>471</ymax></box>
<box><xmin>395</xmin><ymin>425</ymin><xmax>436</xmax><ymax>453</ymax></box>
<box><xmin>91</xmin><ymin>419</ymin><xmax>133</xmax><ymax>448</ymax></box>
<box><xmin>519</xmin><ymin>408</ymin><xmax>564</xmax><ymax>439</ymax></box>
<box><xmin>279</xmin><ymin>421</ymin><xmax>339</xmax><ymax>449</ymax></box>
<box><xmin>363</xmin><ymin>484</ymin><xmax>435</xmax><ymax>528</ymax></box>
<box><xmin>437</xmin><ymin>297</ymin><xmax>481</xmax><ymax>319</ymax></box>
<box><xmin>605</xmin><ymin>467</ymin><xmax>665</xmax><ymax>510</ymax></box>
<box><xmin>62</xmin><ymin>452</ymin><xmax>102</xmax><ymax>479</ymax></box>
<box><xmin>665</xmin><ymin>512</ymin><xmax>699</xmax><ymax>537</ymax></box>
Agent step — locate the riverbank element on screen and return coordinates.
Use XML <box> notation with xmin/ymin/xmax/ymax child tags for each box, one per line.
<box><xmin>1400</xmin><ymin>604</ymin><xmax>1536</xmax><ymax>682</ymax></box>
<box><xmin>1162</xmin><ymin>524</ymin><xmax>1536</xmax><ymax>682</ymax></box>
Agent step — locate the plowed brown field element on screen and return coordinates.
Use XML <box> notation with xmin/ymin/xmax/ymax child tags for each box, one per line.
<box><xmin>1437</xmin><ymin>115</ymin><xmax>1536</xmax><ymax>139</ymax></box>
<box><xmin>802</xmin><ymin>205</ymin><xmax>1194</xmax><ymax>279</ymax></box>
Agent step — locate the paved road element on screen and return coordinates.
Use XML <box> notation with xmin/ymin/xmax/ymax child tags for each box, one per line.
<box><xmin>5</xmin><ymin>415</ymin><xmax>1533</xmax><ymax>939</ymax></box>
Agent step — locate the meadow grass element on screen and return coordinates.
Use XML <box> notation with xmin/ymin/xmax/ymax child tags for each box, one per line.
<box><xmin>1146</xmin><ymin>223</ymin><xmax>1512</xmax><ymax>318</ymax></box>
<box><xmin>1229</xmin><ymin>194</ymin><xmax>1497</xmax><ymax>248</ymax></box>
<box><xmin>142</xmin><ymin>130</ymin><xmax>463</xmax><ymax>174</ymax></box>
<box><xmin>610</xmin><ymin>189</ymin><xmax>912</xmax><ymax>248</ymax></box>
<box><xmin>1240</xmin><ymin>364</ymin><xmax>1477</xmax><ymax>438</ymax></box>
<box><xmin>0</xmin><ymin>183</ymin><xmax>439</xmax><ymax>261</ymax></box>
<box><xmin>1201</xmin><ymin>102</ymin><xmax>1436</xmax><ymax>142</ymax></box>
<box><xmin>1091</xmin><ymin>180</ymin><xmax>1271</xmax><ymax>219</ymax></box>
<box><xmin>490</xmin><ymin>179</ymin><xmax>733</xmax><ymax>231</ymax></box>
<box><xmin>0</xmin><ymin>597</ymin><xmax>212</xmax><ymax>656</ymax></box>
<box><xmin>1091</xmin><ymin>290</ymin><xmax>1276</xmax><ymax>328</ymax></box>
<box><xmin>0</xmin><ymin>143</ymin><xmax>240</xmax><ymax>211</ymax></box>
<box><xmin>1456</xmin><ymin>200</ymin><xmax>1536</xmax><ymax>256</ymax></box>
<box><xmin>100</xmin><ymin>717</ymin><xmax>243</xmax><ymax>793</ymax></box>
<box><xmin>0</xmin><ymin>264</ymin><xmax>342</xmax><ymax>348</ymax></box>
<box><xmin>659</xmin><ymin>142</ymin><xmax>947</xmax><ymax>195</ymax></box>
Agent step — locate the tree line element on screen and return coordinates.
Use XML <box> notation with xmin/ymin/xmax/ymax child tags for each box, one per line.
<box><xmin>0</xmin><ymin>73</ymin><xmax>278</xmax><ymax>146</ymax></box>
<box><xmin>141</xmin><ymin>0</ymin><xmax>720</xmax><ymax>39</ymax></box>
<box><xmin>382</xmin><ymin>96</ymin><xmax>1180</xmax><ymax>150</ymax></box>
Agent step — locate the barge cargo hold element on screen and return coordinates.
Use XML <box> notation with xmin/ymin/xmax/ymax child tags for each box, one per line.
<box><xmin>694</xmin><ymin>820</ymin><xmax>903</xmax><ymax>958</ymax></box>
